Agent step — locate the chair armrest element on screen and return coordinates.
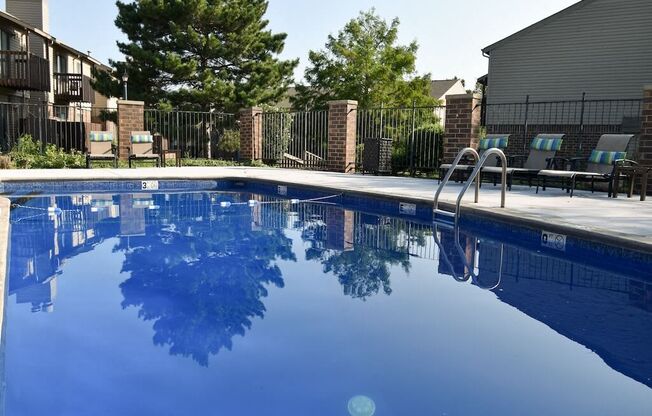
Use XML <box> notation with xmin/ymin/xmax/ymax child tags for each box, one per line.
<box><xmin>568</xmin><ymin>157</ymin><xmax>587</xmax><ymax>171</ymax></box>
<box><xmin>545</xmin><ymin>156</ymin><xmax>569</xmax><ymax>170</ymax></box>
<box><xmin>615</xmin><ymin>159</ymin><xmax>638</xmax><ymax>167</ymax></box>
<box><xmin>507</xmin><ymin>154</ymin><xmax>527</xmax><ymax>168</ymax></box>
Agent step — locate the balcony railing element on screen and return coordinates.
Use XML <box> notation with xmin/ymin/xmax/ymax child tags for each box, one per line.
<box><xmin>0</xmin><ymin>51</ymin><xmax>51</xmax><ymax>92</ymax></box>
<box><xmin>53</xmin><ymin>73</ymin><xmax>96</xmax><ymax>104</ymax></box>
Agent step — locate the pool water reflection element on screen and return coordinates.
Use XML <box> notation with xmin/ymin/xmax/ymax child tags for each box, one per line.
<box><xmin>3</xmin><ymin>191</ymin><xmax>652</xmax><ymax>415</ymax></box>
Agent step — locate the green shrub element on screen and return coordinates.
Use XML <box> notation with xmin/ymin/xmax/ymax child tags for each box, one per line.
<box><xmin>9</xmin><ymin>134</ymin><xmax>85</xmax><ymax>169</ymax></box>
<box><xmin>217</xmin><ymin>129</ymin><xmax>240</xmax><ymax>154</ymax></box>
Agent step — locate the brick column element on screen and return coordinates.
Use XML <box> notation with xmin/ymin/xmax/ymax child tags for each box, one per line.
<box><xmin>639</xmin><ymin>86</ymin><xmax>652</xmax><ymax>195</ymax></box>
<box><xmin>328</xmin><ymin>100</ymin><xmax>358</xmax><ymax>173</ymax></box>
<box><xmin>443</xmin><ymin>93</ymin><xmax>482</xmax><ymax>163</ymax></box>
<box><xmin>117</xmin><ymin>100</ymin><xmax>145</xmax><ymax>160</ymax></box>
<box><xmin>325</xmin><ymin>207</ymin><xmax>354</xmax><ymax>251</ymax></box>
<box><xmin>239</xmin><ymin>107</ymin><xmax>263</xmax><ymax>161</ymax></box>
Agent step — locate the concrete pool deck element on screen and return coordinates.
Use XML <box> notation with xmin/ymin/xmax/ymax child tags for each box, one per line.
<box><xmin>0</xmin><ymin>166</ymin><xmax>650</xmax><ymax>251</ymax></box>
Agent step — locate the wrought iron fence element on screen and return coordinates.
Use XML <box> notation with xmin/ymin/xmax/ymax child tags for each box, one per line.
<box><xmin>481</xmin><ymin>95</ymin><xmax>644</xmax><ymax>158</ymax></box>
<box><xmin>260</xmin><ymin>110</ymin><xmax>328</xmax><ymax>169</ymax></box>
<box><xmin>356</xmin><ymin>105</ymin><xmax>445</xmax><ymax>175</ymax></box>
<box><xmin>144</xmin><ymin>109</ymin><xmax>239</xmax><ymax>159</ymax></box>
<box><xmin>0</xmin><ymin>102</ymin><xmax>117</xmax><ymax>152</ymax></box>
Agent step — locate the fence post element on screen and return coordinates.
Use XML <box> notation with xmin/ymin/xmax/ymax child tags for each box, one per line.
<box><xmin>578</xmin><ymin>92</ymin><xmax>586</xmax><ymax>155</ymax></box>
<box><xmin>409</xmin><ymin>99</ymin><xmax>417</xmax><ymax>176</ymax></box>
<box><xmin>117</xmin><ymin>100</ymin><xmax>145</xmax><ymax>161</ymax></box>
<box><xmin>639</xmin><ymin>85</ymin><xmax>652</xmax><ymax>194</ymax></box>
<box><xmin>239</xmin><ymin>107</ymin><xmax>263</xmax><ymax>161</ymax></box>
<box><xmin>442</xmin><ymin>93</ymin><xmax>482</xmax><ymax>164</ymax></box>
<box><xmin>522</xmin><ymin>95</ymin><xmax>530</xmax><ymax>155</ymax></box>
<box><xmin>327</xmin><ymin>100</ymin><xmax>358</xmax><ymax>173</ymax></box>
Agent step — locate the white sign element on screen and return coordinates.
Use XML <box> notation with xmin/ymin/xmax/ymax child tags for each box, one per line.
<box><xmin>399</xmin><ymin>202</ymin><xmax>417</xmax><ymax>216</ymax></box>
<box><xmin>277</xmin><ymin>185</ymin><xmax>288</xmax><ymax>196</ymax></box>
<box><xmin>542</xmin><ymin>231</ymin><xmax>567</xmax><ymax>251</ymax></box>
<box><xmin>142</xmin><ymin>180</ymin><xmax>159</xmax><ymax>191</ymax></box>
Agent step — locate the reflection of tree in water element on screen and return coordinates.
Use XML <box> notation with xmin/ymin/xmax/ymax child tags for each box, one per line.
<box><xmin>322</xmin><ymin>247</ymin><xmax>409</xmax><ymax>300</ymax></box>
<box><xmin>118</xmin><ymin>206</ymin><xmax>296</xmax><ymax>366</ymax></box>
<box><xmin>298</xmin><ymin>209</ymin><xmax>414</xmax><ymax>301</ymax></box>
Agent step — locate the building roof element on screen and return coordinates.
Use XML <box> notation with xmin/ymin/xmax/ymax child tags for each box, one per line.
<box><xmin>482</xmin><ymin>0</ymin><xmax>595</xmax><ymax>54</ymax></box>
<box><xmin>429</xmin><ymin>79</ymin><xmax>463</xmax><ymax>99</ymax></box>
<box><xmin>0</xmin><ymin>9</ymin><xmax>111</xmax><ymax>71</ymax></box>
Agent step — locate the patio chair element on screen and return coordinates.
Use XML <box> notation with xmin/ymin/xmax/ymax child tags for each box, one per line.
<box><xmin>86</xmin><ymin>131</ymin><xmax>117</xmax><ymax>168</ymax></box>
<box><xmin>536</xmin><ymin>134</ymin><xmax>635</xmax><ymax>197</ymax></box>
<box><xmin>439</xmin><ymin>134</ymin><xmax>510</xmax><ymax>182</ymax></box>
<box><xmin>482</xmin><ymin>134</ymin><xmax>565</xmax><ymax>189</ymax></box>
<box><xmin>129</xmin><ymin>131</ymin><xmax>160</xmax><ymax>168</ymax></box>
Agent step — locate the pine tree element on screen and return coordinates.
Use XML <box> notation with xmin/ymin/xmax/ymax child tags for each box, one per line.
<box><xmin>93</xmin><ymin>0</ymin><xmax>298</xmax><ymax>111</ymax></box>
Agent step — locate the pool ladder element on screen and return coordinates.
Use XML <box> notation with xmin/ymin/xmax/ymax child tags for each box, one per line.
<box><xmin>432</xmin><ymin>222</ymin><xmax>504</xmax><ymax>290</ymax></box>
<box><xmin>433</xmin><ymin>147</ymin><xmax>508</xmax><ymax>227</ymax></box>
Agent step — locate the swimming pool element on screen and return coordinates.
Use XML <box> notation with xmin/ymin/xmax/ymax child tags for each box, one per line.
<box><xmin>2</xmin><ymin>180</ymin><xmax>651</xmax><ymax>415</ymax></box>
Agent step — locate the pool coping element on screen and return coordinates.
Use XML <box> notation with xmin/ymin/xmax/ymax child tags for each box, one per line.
<box><xmin>0</xmin><ymin>168</ymin><xmax>651</xmax><ymax>254</ymax></box>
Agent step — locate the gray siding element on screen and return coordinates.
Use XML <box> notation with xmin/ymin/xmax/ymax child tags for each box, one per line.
<box><xmin>486</xmin><ymin>0</ymin><xmax>652</xmax><ymax>104</ymax></box>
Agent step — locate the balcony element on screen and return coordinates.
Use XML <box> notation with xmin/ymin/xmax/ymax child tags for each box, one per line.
<box><xmin>53</xmin><ymin>73</ymin><xmax>95</xmax><ymax>104</ymax></box>
<box><xmin>0</xmin><ymin>51</ymin><xmax>51</xmax><ymax>92</ymax></box>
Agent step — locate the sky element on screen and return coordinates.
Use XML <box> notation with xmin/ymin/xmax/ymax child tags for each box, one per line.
<box><xmin>1</xmin><ymin>0</ymin><xmax>579</xmax><ymax>86</ymax></box>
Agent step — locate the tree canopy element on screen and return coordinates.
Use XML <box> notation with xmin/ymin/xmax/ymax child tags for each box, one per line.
<box><xmin>93</xmin><ymin>0</ymin><xmax>298</xmax><ymax>111</ymax></box>
<box><xmin>291</xmin><ymin>10</ymin><xmax>437</xmax><ymax>110</ymax></box>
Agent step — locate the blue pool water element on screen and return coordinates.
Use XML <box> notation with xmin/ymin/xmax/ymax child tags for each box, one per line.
<box><xmin>2</xmin><ymin>183</ymin><xmax>652</xmax><ymax>415</ymax></box>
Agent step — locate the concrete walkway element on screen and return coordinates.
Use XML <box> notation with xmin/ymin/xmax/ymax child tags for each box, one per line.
<box><xmin>1</xmin><ymin>167</ymin><xmax>651</xmax><ymax>250</ymax></box>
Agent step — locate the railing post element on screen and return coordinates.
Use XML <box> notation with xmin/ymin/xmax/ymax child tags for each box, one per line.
<box><xmin>578</xmin><ymin>92</ymin><xmax>586</xmax><ymax>155</ymax></box>
<box><xmin>522</xmin><ymin>95</ymin><xmax>530</xmax><ymax>155</ymax></box>
<box><xmin>409</xmin><ymin>99</ymin><xmax>417</xmax><ymax>176</ymax></box>
<box><xmin>639</xmin><ymin>85</ymin><xmax>652</xmax><ymax>195</ymax></box>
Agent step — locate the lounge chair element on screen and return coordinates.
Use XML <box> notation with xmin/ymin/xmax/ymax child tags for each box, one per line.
<box><xmin>536</xmin><ymin>134</ymin><xmax>635</xmax><ymax>197</ymax></box>
<box><xmin>86</xmin><ymin>131</ymin><xmax>117</xmax><ymax>168</ymax></box>
<box><xmin>483</xmin><ymin>134</ymin><xmax>565</xmax><ymax>189</ymax></box>
<box><xmin>439</xmin><ymin>134</ymin><xmax>510</xmax><ymax>182</ymax></box>
<box><xmin>129</xmin><ymin>131</ymin><xmax>160</xmax><ymax>168</ymax></box>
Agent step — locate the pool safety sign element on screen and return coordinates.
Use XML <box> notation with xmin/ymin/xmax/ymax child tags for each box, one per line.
<box><xmin>142</xmin><ymin>180</ymin><xmax>159</xmax><ymax>191</ymax></box>
<box><xmin>541</xmin><ymin>231</ymin><xmax>567</xmax><ymax>251</ymax></box>
<box><xmin>277</xmin><ymin>185</ymin><xmax>288</xmax><ymax>196</ymax></box>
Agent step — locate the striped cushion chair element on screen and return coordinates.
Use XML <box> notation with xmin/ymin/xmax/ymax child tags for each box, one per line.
<box><xmin>537</xmin><ymin>134</ymin><xmax>635</xmax><ymax>197</ymax></box>
<box><xmin>439</xmin><ymin>134</ymin><xmax>511</xmax><ymax>181</ymax></box>
<box><xmin>86</xmin><ymin>131</ymin><xmax>117</xmax><ymax>168</ymax></box>
<box><xmin>129</xmin><ymin>131</ymin><xmax>160</xmax><ymax>168</ymax></box>
<box><xmin>483</xmin><ymin>134</ymin><xmax>565</xmax><ymax>189</ymax></box>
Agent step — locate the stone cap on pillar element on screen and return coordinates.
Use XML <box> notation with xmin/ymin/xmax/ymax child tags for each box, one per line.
<box><xmin>117</xmin><ymin>100</ymin><xmax>145</xmax><ymax>106</ymax></box>
<box><xmin>328</xmin><ymin>100</ymin><xmax>358</xmax><ymax>106</ymax></box>
<box><xmin>239</xmin><ymin>106</ymin><xmax>263</xmax><ymax>114</ymax></box>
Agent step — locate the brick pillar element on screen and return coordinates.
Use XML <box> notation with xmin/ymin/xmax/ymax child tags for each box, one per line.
<box><xmin>239</xmin><ymin>107</ymin><xmax>263</xmax><ymax>161</ymax></box>
<box><xmin>443</xmin><ymin>93</ymin><xmax>482</xmax><ymax>163</ymax></box>
<box><xmin>325</xmin><ymin>207</ymin><xmax>354</xmax><ymax>251</ymax></box>
<box><xmin>640</xmin><ymin>86</ymin><xmax>652</xmax><ymax>194</ymax></box>
<box><xmin>328</xmin><ymin>100</ymin><xmax>358</xmax><ymax>173</ymax></box>
<box><xmin>117</xmin><ymin>100</ymin><xmax>145</xmax><ymax>160</ymax></box>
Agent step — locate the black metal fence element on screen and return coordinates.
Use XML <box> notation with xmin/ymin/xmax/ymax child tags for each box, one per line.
<box><xmin>144</xmin><ymin>109</ymin><xmax>239</xmax><ymax>159</ymax></box>
<box><xmin>356</xmin><ymin>105</ymin><xmax>445</xmax><ymax>175</ymax></box>
<box><xmin>260</xmin><ymin>110</ymin><xmax>328</xmax><ymax>169</ymax></box>
<box><xmin>481</xmin><ymin>95</ymin><xmax>644</xmax><ymax>158</ymax></box>
<box><xmin>0</xmin><ymin>102</ymin><xmax>116</xmax><ymax>152</ymax></box>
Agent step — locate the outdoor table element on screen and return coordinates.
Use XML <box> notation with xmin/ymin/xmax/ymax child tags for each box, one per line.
<box><xmin>160</xmin><ymin>149</ymin><xmax>182</xmax><ymax>167</ymax></box>
<box><xmin>612</xmin><ymin>165</ymin><xmax>651</xmax><ymax>201</ymax></box>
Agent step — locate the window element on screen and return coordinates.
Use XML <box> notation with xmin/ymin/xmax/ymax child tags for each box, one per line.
<box><xmin>55</xmin><ymin>54</ymin><xmax>67</xmax><ymax>73</ymax></box>
<box><xmin>0</xmin><ymin>30</ymin><xmax>10</xmax><ymax>51</ymax></box>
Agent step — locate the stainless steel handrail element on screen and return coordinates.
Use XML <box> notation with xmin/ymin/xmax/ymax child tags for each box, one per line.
<box><xmin>453</xmin><ymin>148</ymin><xmax>507</xmax><ymax>228</ymax></box>
<box><xmin>434</xmin><ymin>148</ymin><xmax>479</xmax><ymax>214</ymax></box>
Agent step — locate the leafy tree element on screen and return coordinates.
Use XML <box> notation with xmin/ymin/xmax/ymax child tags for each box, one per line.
<box><xmin>292</xmin><ymin>9</ymin><xmax>437</xmax><ymax>109</ymax></box>
<box><xmin>118</xmin><ymin>194</ymin><xmax>296</xmax><ymax>366</ymax></box>
<box><xmin>93</xmin><ymin>0</ymin><xmax>298</xmax><ymax>111</ymax></box>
